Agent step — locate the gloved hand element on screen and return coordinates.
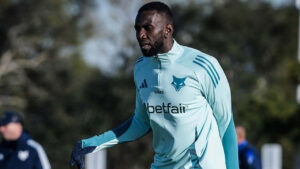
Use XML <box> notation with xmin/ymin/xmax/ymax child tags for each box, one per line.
<box><xmin>69</xmin><ymin>140</ymin><xmax>96</xmax><ymax>169</ymax></box>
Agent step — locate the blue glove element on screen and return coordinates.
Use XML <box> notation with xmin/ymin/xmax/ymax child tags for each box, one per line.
<box><xmin>69</xmin><ymin>140</ymin><xmax>96</xmax><ymax>169</ymax></box>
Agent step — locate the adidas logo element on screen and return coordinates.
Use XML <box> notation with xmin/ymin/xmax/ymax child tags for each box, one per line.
<box><xmin>139</xmin><ymin>79</ymin><xmax>148</xmax><ymax>89</ymax></box>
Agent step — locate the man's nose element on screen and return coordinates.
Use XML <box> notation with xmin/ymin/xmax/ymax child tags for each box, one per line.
<box><xmin>137</xmin><ymin>29</ymin><xmax>146</xmax><ymax>40</ymax></box>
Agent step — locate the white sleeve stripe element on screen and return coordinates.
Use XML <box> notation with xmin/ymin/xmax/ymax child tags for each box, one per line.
<box><xmin>27</xmin><ymin>139</ymin><xmax>51</xmax><ymax>169</ymax></box>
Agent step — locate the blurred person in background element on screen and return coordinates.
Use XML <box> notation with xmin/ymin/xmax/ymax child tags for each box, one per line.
<box><xmin>236</xmin><ymin>125</ymin><xmax>262</xmax><ymax>169</ymax></box>
<box><xmin>0</xmin><ymin>111</ymin><xmax>51</xmax><ymax>169</ymax></box>
<box><xmin>70</xmin><ymin>1</ymin><xmax>239</xmax><ymax>169</ymax></box>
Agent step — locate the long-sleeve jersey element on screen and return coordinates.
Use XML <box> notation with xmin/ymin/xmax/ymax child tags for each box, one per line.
<box><xmin>82</xmin><ymin>40</ymin><xmax>239</xmax><ymax>169</ymax></box>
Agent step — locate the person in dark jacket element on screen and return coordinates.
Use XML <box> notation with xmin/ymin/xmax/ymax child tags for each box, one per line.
<box><xmin>236</xmin><ymin>125</ymin><xmax>262</xmax><ymax>169</ymax></box>
<box><xmin>0</xmin><ymin>111</ymin><xmax>51</xmax><ymax>169</ymax></box>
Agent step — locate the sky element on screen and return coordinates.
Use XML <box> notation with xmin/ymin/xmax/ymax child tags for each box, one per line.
<box><xmin>82</xmin><ymin>0</ymin><xmax>295</xmax><ymax>74</ymax></box>
<box><xmin>82</xmin><ymin>0</ymin><xmax>142</xmax><ymax>74</ymax></box>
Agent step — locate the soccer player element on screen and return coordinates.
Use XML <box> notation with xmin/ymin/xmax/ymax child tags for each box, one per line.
<box><xmin>236</xmin><ymin>125</ymin><xmax>262</xmax><ymax>169</ymax></box>
<box><xmin>0</xmin><ymin>111</ymin><xmax>51</xmax><ymax>169</ymax></box>
<box><xmin>70</xmin><ymin>2</ymin><xmax>239</xmax><ymax>169</ymax></box>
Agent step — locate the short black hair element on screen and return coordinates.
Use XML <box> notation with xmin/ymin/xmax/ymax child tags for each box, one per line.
<box><xmin>138</xmin><ymin>1</ymin><xmax>174</xmax><ymax>26</ymax></box>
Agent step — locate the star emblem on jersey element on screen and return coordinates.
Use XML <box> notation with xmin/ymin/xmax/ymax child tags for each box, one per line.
<box><xmin>171</xmin><ymin>76</ymin><xmax>187</xmax><ymax>92</ymax></box>
<box><xmin>139</xmin><ymin>79</ymin><xmax>148</xmax><ymax>89</ymax></box>
<box><xmin>18</xmin><ymin>150</ymin><xmax>29</xmax><ymax>161</ymax></box>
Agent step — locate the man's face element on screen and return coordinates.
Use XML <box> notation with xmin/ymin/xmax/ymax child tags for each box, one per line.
<box><xmin>235</xmin><ymin>126</ymin><xmax>246</xmax><ymax>144</ymax></box>
<box><xmin>135</xmin><ymin>10</ymin><xmax>167</xmax><ymax>57</ymax></box>
<box><xmin>0</xmin><ymin>123</ymin><xmax>22</xmax><ymax>141</ymax></box>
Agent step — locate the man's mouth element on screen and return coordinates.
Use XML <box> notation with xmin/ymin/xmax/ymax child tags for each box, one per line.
<box><xmin>139</xmin><ymin>42</ymin><xmax>151</xmax><ymax>50</ymax></box>
<box><xmin>141</xmin><ymin>44</ymin><xmax>151</xmax><ymax>50</ymax></box>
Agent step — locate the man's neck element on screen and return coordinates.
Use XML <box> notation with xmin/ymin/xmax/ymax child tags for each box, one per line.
<box><xmin>160</xmin><ymin>39</ymin><xmax>174</xmax><ymax>54</ymax></box>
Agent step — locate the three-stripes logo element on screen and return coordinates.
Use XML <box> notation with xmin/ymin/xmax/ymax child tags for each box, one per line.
<box><xmin>193</xmin><ymin>55</ymin><xmax>220</xmax><ymax>88</ymax></box>
<box><xmin>139</xmin><ymin>79</ymin><xmax>148</xmax><ymax>89</ymax></box>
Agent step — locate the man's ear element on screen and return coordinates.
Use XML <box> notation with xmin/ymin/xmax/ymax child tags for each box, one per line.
<box><xmin>165</xmin><ymin>24</ymin><xmax>174</xmax><ymax>38</ymax></box>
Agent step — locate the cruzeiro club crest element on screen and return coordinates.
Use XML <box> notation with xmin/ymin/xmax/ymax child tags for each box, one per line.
<box><xmin>171</xmin><ymin>75</ymin><xmax>187</xmax><ymax>92</ymax></box>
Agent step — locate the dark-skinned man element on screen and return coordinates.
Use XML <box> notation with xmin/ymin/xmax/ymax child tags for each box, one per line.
<box><xmin>70</xmin><ymin>2</ymin><xmax>239</xmax><ymax>169</ymax></box>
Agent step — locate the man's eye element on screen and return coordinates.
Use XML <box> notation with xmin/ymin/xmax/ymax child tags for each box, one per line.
<box><xmin>145</xmin><ymin>26</ymin><xmax>153</xmax><ymax>31</ymax></box>
<box><xmin>134</xmin><ymin>26</ymin><xmax>140</xmax><ymax>31</ymax></box>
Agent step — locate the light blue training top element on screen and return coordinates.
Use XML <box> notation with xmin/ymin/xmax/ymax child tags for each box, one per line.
<box><xmin>82</xmin><ymin>40</ymin><xmax>239</xmax><ymax>169</ymax></box>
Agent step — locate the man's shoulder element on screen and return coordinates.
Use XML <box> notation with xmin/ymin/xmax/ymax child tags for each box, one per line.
<box><xmin>134</xmin><ymin>56</ymin><xmax>149</xmax><ymax>73</ymax></box>
<box><xmin>134</xmin><ymin>55</ymin><xmax>144</xmax><ymax>66</ymax></box>
<box><xmin>245</xmin><ymin>143</ymin><xmax>259</xmax><ymax>153</ymax></box>
<box><xmin>179</xmin><ymin>46</ymin><xmax>220</xmax><ymax>74</ymax></box>
<box><xmin>240</xmin><ymin>142</ymin><xmax>259</xmax><ymax>155</ymax></box>
<box><xmin>25</xmin><ymin>139</ymin><xmax>45</xmax><ymax>154</ymax></box>
<box><xmin>135</xmin><ymin>56</ymin><xmax>144</xmax><ymax>64</ymax></box>
<box><xmin>26</xmin><ymin>139</ymin><xmax>43</xmax><ymax>149</ymax></box>
<box><xmin>181</xmin><ymin>45</ymin><xmax>218</xmax><ymax>62</ymax></box>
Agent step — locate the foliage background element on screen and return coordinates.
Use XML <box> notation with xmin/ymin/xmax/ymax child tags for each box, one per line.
<box><xmin>0</xmin><ymin>0</ymin><xmax>299</xmax><ymax>168</ymax></box>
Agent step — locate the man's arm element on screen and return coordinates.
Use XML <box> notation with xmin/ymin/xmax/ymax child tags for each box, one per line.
<box><xmin>81</xmin><ymin>113</ymin><xmax>151</xmax><ymax>153</ymax></box>
<box><xmin>70</xmin><ymin>90</ymin><xmax>150</xmax><ymax>169</ymax></box>
<box><xmin>27</xmin><ymin>140</ymin><xmax>51</xmax><ymax>169</ymax></box>
<box><xmin>81</xmin><ymin>90</ymin><xmax>150</xmax><ymax>152</ymax></box>
<box><xmin>198</xmin><ymin>55</ymin><xmax>239</xmax><ymax>169</ymax></box>
<box><xmin>222</xmin><ymin>116</ymin><xmax>239</xmax><ymax>169</ymax></box>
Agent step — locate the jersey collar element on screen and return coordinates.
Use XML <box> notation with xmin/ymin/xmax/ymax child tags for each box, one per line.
<box><xmin>155</xmin><ymin>39</ymin><xmax>183</xmax><ymax>64</ymax></box>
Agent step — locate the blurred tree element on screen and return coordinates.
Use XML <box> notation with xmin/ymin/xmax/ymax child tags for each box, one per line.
<box><xmin>0</xmin><ymin>0</ymin><xmax>96</xmax><ymax>168</ymax></box>
<box><xmin>0</xmin><ymin>0</ymin><xmax>94</xmax><ymax>110</ymax></box>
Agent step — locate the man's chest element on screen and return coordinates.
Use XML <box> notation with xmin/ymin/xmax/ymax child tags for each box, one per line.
<box><xmin>0</xmin><ymin>148</ymin><xmax>34</xmax><ymax>168</ymax></box>
<box><xmin>135</xmin><ymin>63</ymin><xmax>201</xmax><ymax>105</ymax></box>
<box><xmin>135</xmin><ymin>62</ymin><xmax>211</xmax><ymax>130</ymax></box>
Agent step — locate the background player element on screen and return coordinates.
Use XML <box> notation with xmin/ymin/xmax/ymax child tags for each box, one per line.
<box><xmin>236</xmin><ymin>125</ymin><xmax>262</xmax><ymax>169</ymax></box>
<box><xmin>0</xmin><ymin>111</ymin><xmax>51</xmax><ymax>169</ymax></box>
